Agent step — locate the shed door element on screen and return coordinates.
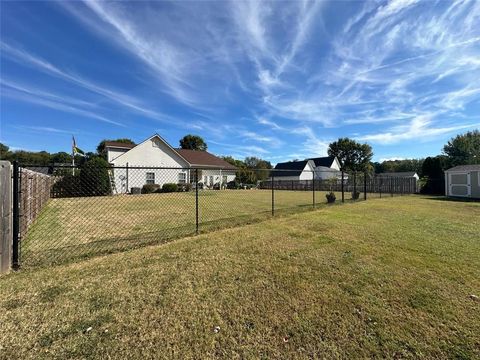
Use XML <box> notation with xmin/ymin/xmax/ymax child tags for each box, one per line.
<box><xmin>449</xmin><ymin>172</ymin><xmax>471</xmax><ymax>197</ymax></box>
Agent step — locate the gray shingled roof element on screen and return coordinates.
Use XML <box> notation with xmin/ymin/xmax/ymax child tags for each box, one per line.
<box><xmin>445</xmin><ymin>164</ymin><xmax>480</xmax><ymax>172</ymax></box>
<box><xmin>273</xmin><ymin>160</ymin><xmax>309</xmax><ymax>177</ymax></box>
<box><xmin>308</xmin><ymin>156</ymin><xmax>335</xmax><ymax>167</ymax></box>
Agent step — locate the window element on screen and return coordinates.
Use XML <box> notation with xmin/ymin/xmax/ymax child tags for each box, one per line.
<box><xmin>204</xmin><ymin>175</ymin><xmax>208</xmax><ymax>184</ymax></box>
<box><xmin>222</xmin><ymin>175</ymin><xmax>228</xmax><ymax>184</ymax></box>
<box><xmin>178</xmin><ymin>172</ymin><xmax>186</xmax><ymax>184</ymax></box>
<box><xmin>146</xmin><ymin>172</ymin><xmax>155</xmax><ymax>184</ymax></box>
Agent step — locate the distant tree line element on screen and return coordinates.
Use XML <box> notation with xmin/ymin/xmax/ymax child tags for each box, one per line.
<box><xmin>2</xmin><ymin>130</ymin><xmax>478</xmax><ymax>195</ymax></box>
<box><xmin>221</xmin><ymin>156</ymin><xmax>273</xmax><ymax>185</ymax></box>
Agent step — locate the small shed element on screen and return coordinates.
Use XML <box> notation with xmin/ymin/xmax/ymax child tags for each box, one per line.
<box><xmin>445</xmin><ymin>165</ymin><xmax>480</xmax><ymax>199</ymax></box>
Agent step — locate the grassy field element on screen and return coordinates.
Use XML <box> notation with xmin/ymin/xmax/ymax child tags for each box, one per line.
<box><xmin>2</xmin><ymin>196</ymin><xmax>479</xmax><ymax>359</ymax></box>
<box><xmin>22</xmin><ymin>189</ymin><xmax>347</xmax><ymax>266</ymax></box>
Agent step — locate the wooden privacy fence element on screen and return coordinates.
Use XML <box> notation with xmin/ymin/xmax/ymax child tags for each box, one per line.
<box><xmin>19</xmin><ymin>168</ymin><xmax>55</xmax><ymax>240</ymax></box>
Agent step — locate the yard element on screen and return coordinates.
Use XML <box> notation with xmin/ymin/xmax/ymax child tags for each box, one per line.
<box><xmin>22</xmin><ymin>189</ymin><xmax>342</xmax><ymax>266</ymax></box>
<box><xmin>1</xmin><ymin>196</ymin><xmax>479</xmax><ymax>358</ymax></box>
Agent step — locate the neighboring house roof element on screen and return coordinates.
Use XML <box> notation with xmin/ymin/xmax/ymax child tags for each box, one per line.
<box><xmin>377</xmin><ymin>172</ymin><xmax>418</xmax><ymax>178</ymax></box>
<box><xmin>445</xmin><ymin>164</ymin><xmax>480</xmax><ymax>172</ymax></box>
<box><xmin>104</xmin><ymin>141</ymin><xmax>136</xmax><ymax>149</ymax></box>
<box><xmin>175</xmin><ymin>149</ymin><xmax>237</xmax><ymax>170</ymax></box>
<box><xmin>309</xmin><ymin>156</ymin><xmax>336</xmax><ymax>167</ymax></box>
<box><xmin>273</xmin><ymin>160</ymin><xmax>310</xmax><ymax>177</ymax></box>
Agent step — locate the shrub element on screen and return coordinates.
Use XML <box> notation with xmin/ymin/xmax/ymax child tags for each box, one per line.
<box><xmin>351</xmin><ymin>190</ymin><xmax>360</xmax><ymax>200</ymax></box>
<box><xmin>326</xmin><ymin>192</ymin><xmax>336</xmax><ymax>203</ymax></box>
<box><xmin>52</xmin><ymin>173</ymin><xmax>83</xmax><ymax>198</ymax></box>
<box><xmin>142</xmin><ymin>184</ymin><xmax>161</xmax><ymax>194</ymax></box>
<box><xmin>162</xmin><ymin>183</ymin><xmax>178</xmax><ymax>193</ymax></box>
<box><xmin>177</xmin><ymin>183</ymin><xmax>192</xmax><ymax>192</ymax></box>
<box><xmin>80</xmin><ymin>157</ymin><xmax>111</xmax><ymax>196</ymax></box>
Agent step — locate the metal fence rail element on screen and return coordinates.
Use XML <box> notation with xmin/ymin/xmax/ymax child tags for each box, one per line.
<box><xmin>11</xmin><ymin>163</ymin><xmax>417</xmax><ymax>268</ymax></box>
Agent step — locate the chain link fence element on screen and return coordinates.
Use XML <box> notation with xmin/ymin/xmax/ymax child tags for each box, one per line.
<box><xmin>11</xmin><ymin>162</ymin><xmax>417</xmax><ymax>268</ymax></box>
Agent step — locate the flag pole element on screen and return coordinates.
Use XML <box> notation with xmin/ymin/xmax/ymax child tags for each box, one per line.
<box><xmin>72</xmin><ymin>135</ymin><xmax>75</xmax><ymax>175</ymax></box>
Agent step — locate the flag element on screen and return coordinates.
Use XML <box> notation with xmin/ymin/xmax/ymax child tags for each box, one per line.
<box><xmin>72</xmin><ymin>136</ymin><xmax>85</xmax><ymax>156</ymax></box>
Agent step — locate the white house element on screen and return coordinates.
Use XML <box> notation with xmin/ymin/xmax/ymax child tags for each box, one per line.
<box><xmin>271</xmin><ymin>160</ymin><xmax>316</xmax><ymax>180</ymax></box>
<box><xmin>106</xmin><ymin>134</ymin><xmax>237</xmax><ymax>193</ymax></box>
<box><xmin>272</xmin><ymin>156</ymin><xmax>342</xmax><ymax>180</ymax></box>
<box><xmin>309</xmin><ymin>156</ymin><xmax>342</xmax><ymax>179</ymax></box>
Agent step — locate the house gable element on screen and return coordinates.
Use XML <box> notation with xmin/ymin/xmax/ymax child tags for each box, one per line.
<box><xmin>308</xmin><ymin>156</ymin><xmax>341</xmax><ymax>171</ymax></box>
<box><xmin>110</xmin><ymin>134</ymin><xmax>190</xmax><ymax>168</ymax></box>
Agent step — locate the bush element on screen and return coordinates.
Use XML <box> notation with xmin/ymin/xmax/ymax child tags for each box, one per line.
<box><xmin>52</xmin><ymin>173</ymin><xmax>83</xmax><ymax>198</ymax></box>
<box><xmin>177</xmin><ymin>183</ymin><xmax>192</xmax><ymax>192</ymax></box>
<box><xmin>420</xmin><ymin>176</ymin><xmax>444</xmax><ymax>195</ymax></box>
<box><xmin>326</xmin><ymin>192</ymin><xmax>336</xmax><ymax>203</ymax></box>
<box><xmin>162</xmin><ymin>183</ymin><xmax>178</xmax><ymax>193</ymax></box>
<box><xmin>80</xmin><ymin>157</ymin><xmax>111</xmax><ymax>196</ymax></box>
<box><xmin>142</xmin><ymin>184</ymin><xmax>161</xmax><ymax>194</ymax></box>
<box><xmin>351</xmin><ymin>191</ymin><xmax>360</xmax><ymax>200</ymax></box>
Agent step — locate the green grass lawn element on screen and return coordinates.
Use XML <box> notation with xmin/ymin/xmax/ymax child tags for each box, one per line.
<box><xmin>2</xmin><ymin>196</ymin><xmax>479</xmax><ymax>359</ymax></box>
<box><xmin>22</xmin><ymin>190</ymin><xmax>343</xmax><ymax>266</ymax></box>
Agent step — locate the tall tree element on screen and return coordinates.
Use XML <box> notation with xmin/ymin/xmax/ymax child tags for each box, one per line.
<box><xmin>0</xmin><ymin>143</ymin><xmax>10</xmax><ymax>159</ymax></box>
<box><xmin>420</xmin><ymin>156</ymin><xmax>446</xmax><ymax>194</ymax></box>
<box><xmin>179</xmin><ymin>135</ymin><xmax>207</xmax><ymax>151</ymax></box>
<box><xmin>97</xmin><ymin>138</ymin><xmax>135</xmax><ymax>159</ymax></box>
<box><xmin>327</xmin><ymin>138</ymin><xmax>373</xmax><ymax>172</ymax></box>
<box><xmin>443</xmin><ymin>130</ymin><xmax>480</xmax><ymax>167</ymax></box>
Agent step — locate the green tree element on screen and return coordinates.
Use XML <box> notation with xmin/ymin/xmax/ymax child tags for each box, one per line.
<box><xmin>179</xmin><ymin>134</ymin><xmax>207</xmax><ymax>151</ymax></box>
<box><xmin>327</xmin><ymin>138</ymin><xmax>373</xmax><ymax>172</ymax></box>
<box><xmin>50</xmin><ymin>152</ymin><xmax>72</xmax><ymax>164</ymax></box>
<box><xmin>244</xmin><ymin>156</ymin><xmax>272</xmax><ymax>181</ymax></box>
<box><xmin>375</xmin><ymin>159</ymin><xmax>424</xmax><ymax>174</ymax></box>
<box><xmin>443</xmin><ymin>130</ymin><xmax>480</xmax><ymax>167</ymax></box>
<box><xmin>0</xmin><ymin>143</ymin><xmax>10</xmax><ymax>159</ymax></box>
<box><xmin>80</xmin><ymin>157</ymin><xmax>111</xmax><ymax>196</ymax></box>
<box><xmin>420</xmin><ymin>156</ymin><xmax>446</xmax><ymax>194</ymax></box>
<box><xmin>97</xmin><ymin>138</ymin><xmax>135</xmax><ymax>159</ymax></box>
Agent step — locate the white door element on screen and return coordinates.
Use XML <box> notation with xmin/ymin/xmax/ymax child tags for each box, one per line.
<box><xmin>449</xmin><ymin>172</ymin><xmax>471</xmax><ymax>197</ymax></box>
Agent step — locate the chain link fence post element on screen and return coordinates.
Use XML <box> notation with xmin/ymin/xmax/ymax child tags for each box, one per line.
<box><xmin>364</xmin><ymin>171</ymin><xmax>367</xmax><ymax>200</ymax></box>
<box><xmin>126</xmin><ymin>162</ymin><xmax>129</xmax><ymax>193</ymax></box>
<box><xmin>341</xmin><ymin>170</ymin><xmax>345</xmax><ymax>203</ymax></box>
<box><xmin>12</xmin><ymin>161</ymin><xmax>20</xmax><ymax>270</ymax></box>
<box><xmin>271</xmin><ymin>171</ymin><xmax>275</xmax><ymax>216</ymax></box>
<box><xmin>312</xmin><ymin>170</ymin><xmax>315</xmax><ymax>208</ymax></box>
<box><xmin>195</xmin><ymin>168</ymin><xmax>199</xmax><ymax>235</ymax></box>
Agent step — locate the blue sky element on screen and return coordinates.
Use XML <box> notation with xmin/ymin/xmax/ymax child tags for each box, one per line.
<box><xmin>1</xmin><ymin>0</ymin><xmax>479</xmax><ymax>163</ymax></box>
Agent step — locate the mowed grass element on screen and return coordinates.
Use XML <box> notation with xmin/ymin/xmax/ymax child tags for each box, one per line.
<box><xmin>1</xmin><ymin>196</ymin><xmax>479</xmax><ymax>359</ymax></box>
<box><xmin>22</xmin><ymin>190</ymin><xmax>335</xmax><ymax>266</ymax></box>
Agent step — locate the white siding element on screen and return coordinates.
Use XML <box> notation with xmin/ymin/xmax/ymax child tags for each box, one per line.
<box><xmin>111</xmin><ymin>136</ymin><xmax>190</xmax><ymax>191</ymax></box>
<box><xmin>107</xmin><ymin>148</ymin><xmax>129</xmax><ymax>162</ymax></box>
<box><xmin>199</xmin><ymin>169</ymin><xmax>236</xmax><ymax>187</ymax></box>
<box><xmin>107</xmin><ymin>135</ymin><xmax>236</xmax><ymax>192</ymax></box>
<box><xmin>314</xmin><ymin>166</ymin><xmax>341</xmax><ymax>180</ymax></box>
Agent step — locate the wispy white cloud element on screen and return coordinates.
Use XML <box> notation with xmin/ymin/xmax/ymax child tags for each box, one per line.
<box><xmin>0</xmin><ymin>41</ymin><xmax>173</xmax><ymax>123</ymax></box>
<box><xmin>357</xmin><ymin>115</ymin><xmax>479</xmax><ymax>144</ymax></box>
